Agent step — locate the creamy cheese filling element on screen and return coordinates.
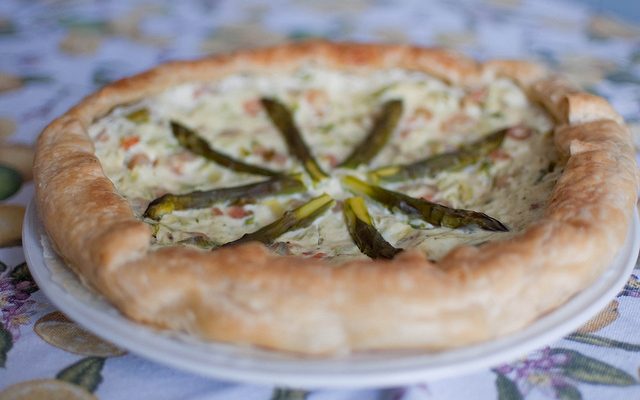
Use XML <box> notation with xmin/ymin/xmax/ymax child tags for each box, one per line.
<box><xmin>89</xmin><ymin>66</ymin><xmax>559</xmax><ymax>262</ymax></box>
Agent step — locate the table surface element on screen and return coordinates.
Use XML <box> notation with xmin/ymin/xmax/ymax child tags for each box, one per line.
<box><xmin>1</xmin><ymin>0</ymin><xmax>640</xmax><ymax>399</ymax></box>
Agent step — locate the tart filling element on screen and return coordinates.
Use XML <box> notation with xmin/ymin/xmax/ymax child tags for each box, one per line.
<box><xmin>36</xmin><ymin>42</ymin><xmax>637</xmax><ymax>355</ymax></box>
<box><xmin>90</xmin><ymin>66</ymin><xmax>559</xmax><ymax>261</ymax></box>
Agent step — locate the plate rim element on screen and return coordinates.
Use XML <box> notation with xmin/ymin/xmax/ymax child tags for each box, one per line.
<box><xmin>22</xmin><ymin>199</ymin><xmax>640</xmax><ymax>389</ymax></box>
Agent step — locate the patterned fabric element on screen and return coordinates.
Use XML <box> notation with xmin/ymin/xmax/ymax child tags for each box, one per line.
<box><xmin>1</xmin><ymin>0</ymin><xmax>639</xmax><ymax>398</ymax></box>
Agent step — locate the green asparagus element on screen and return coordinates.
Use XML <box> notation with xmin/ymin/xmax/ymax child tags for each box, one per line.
<box><xmin>143</xmin><ymin>174</ymin><xmax>306</xmax><ymax>220</ymax></box>
<box><xmin>125</xmin><ymin>108</ymin><xmax>150</xmax><ymax>124</ymax></box>
<box><xmin>227</xmin><ymin>193</ymin><xmax>335</xmax><ymax>246</ymax></box>
<box><xmin>260</xmin><ymin>98</ymin><xmax>329</xmax><ymax>182</ymax></box>
<box><xmin>368</xmin><ymin>128</ymin><xmax>507</xmax><ymax>182</ymax></box>
<box><xmin>343</xmin><ymin>197</ymin><xmax>401</xmax><ymax>259</ymax></box>
<box><xmin>338</xmin><ymin>99</ymin><xmax>403</xmax><ymax>168</ymax></box>
<box><xmin>342</xmin><ymin>176</ymin><xmax>508</xmax><ymax>232</ymax></box>
<box><xmin>171</xmin><ymin>120</ymin><xmax>280</xmax><ymax>177</ymax></box>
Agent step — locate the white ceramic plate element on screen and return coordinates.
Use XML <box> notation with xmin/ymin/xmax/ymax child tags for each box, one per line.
<box><xmin>23</xmin><ymin>199</ymin><xmax>640</xmax><ymax>389</ymax></box>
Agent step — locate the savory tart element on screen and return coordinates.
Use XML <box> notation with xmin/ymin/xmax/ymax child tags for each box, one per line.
<box><xmin>34</xmin><ymin>41</ymin><xmax>637</xmax><ymax>355</ymax></box>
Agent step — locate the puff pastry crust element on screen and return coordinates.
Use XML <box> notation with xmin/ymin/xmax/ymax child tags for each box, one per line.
<box><xmin>34</xmin><ymin>41</ymin><xmax>638</xmax><ymax>354</ymax></box>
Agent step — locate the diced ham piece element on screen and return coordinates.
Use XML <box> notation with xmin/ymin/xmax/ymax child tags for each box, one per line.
<box><xmin>305</xmin><ymin>89</ymin><xmax>328</xmax><ymax>106</ymax></box>
<box><xmin>461</xmin><ymin>87</ymin><xmax>487</xmax><ymax>107</ymax></box>
<box><xmin>489</xmin><ymin>149</ymin><xmax>512</xmax><ymax>161</ymax></box>
<box><xmin>324</xmin><ymin>154</ymin><xmax>338</xmax><ymax>167</ymax></box>
<box><xmin>193</xmin><ymin>84</ymin><xmax>213</xmax><ymax>99</ymax></box>
<box><xmin>409</xmin><ymin>107</ymin><xmax>433</xmax><ymax>123</ymax></box>
<box><xmin>304</xmin><ymin>89</ymin><xmax>329</xmax><ymax>117</ymax></box>
<box><xmin>254</xmin><ymin>145</ymin><xmax>287</xmax><ymax>165</ymax></box>
<box><xmin>167</xmin><ymin>151</ymin><xmax>198</xmax><ymax>175</ymax></box>
<box><xmin>95</xmin><ymin>128</ymin><xmax>109</xmax><ymax>142</ymax></box>
<box><xmin>506</xmin><ymin>125</ymin><xmax>533</xmax><ymax>140</ymax></box>
<box><xmin>440</xmin><ymin>112</ymin><xmax>476</xmax><ymax>133</ymax></box>
<box><xmin>302</xmin><ymin>250</ymin><xmax>327</xmax><ymax>259</ymax></box>
<box><xmin>126</xmin><ymin>153</ymin><xmax>151</xmax><ymax>169</ymax></box>
<box><xmin>403</xmin><ymin>107</ymin><xmax>433</xmax><ymax>137</ymax></box>
<box><xmin>227</xmin><ymin>206</ymin><xmax>252</xmax><ymax>219</ymax></box>
<box><xmin>120</xmin><ymin>135</ymin><xmax>140</xmax><ymax>150</ymax></box>
<box><xmin>243</xmin><ymin>98</ymin><xmax>262</xmax><ymax>117</ymax></box>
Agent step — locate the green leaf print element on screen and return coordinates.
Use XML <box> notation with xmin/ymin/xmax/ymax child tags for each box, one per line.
<box><xmin>21</xmin><ymin>75</ymin><xmax>54</xmax><ymax>85</ymax></box>
<box><xmin>0</xmin><ymin>18</ymin><xmax>16</xmax><ymax>36</ymax></box>
<box><xmin>56</xmin><ymin>356</ymin><xmax>106</xmax><ymax>393</ymax></box>
<box><xmin>0</xmin><ymin>324</ymin><xmax>13</xmax><ymax>368</ymax></box>
<box><xmin>9</xmin><ymin>262</ymin><xmax>38</xmax><ymax>294</ymax></box>
<box><xmin>57</xmin><ymin>16</ymin><xmax>108</xmax><ymax>33</ymax></box>
<box><xmin>551</xmin><ymin>348</ymin><xmax>637</xmax><ymax>386</ymax></box>
<box><xmin>287</xmin><ymin>30</ymin><xmax>323</xmax><ymax>41</ymax></box>
<box><xmin>606</xmin><ymin>70</ymin><xmax>640</xmax><ymax>85</ymax></box>
<box><xmin>495</xmin><ymin>372</ymin><xmax>523</xmax><ymax>400</ymax></box>
<box><xmin>270</xmin><ymin>388</ymin><xmax>309</xmax><ymax>400</ymax></box>
<box><xmin>0</xmin><ymin>164</ymin><xmax>22</xmax><ymax>200</ymax></box>
<box><xmin>555</xmin><ymin>383</ymin><xmax>582</xmax><ymax>400</ymax></box>
<box><xmin>92</xmin><ymin>62</ymin><xmax>127</xmax><ymax>87</ymax></box>
<box><xmin>567</xmin><ymin>332</ymin><xmax>640</xmax><ymax>352</ymax></box>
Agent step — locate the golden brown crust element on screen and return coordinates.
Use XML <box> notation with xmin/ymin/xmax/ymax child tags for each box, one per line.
<box><xmin>531</xmin><ymin>77</ymin><xmax>624</xmax><ymax>125</ymax></box>
<box><xmin>34</xmin><ymin>41</ymin><xmax>638</xmax><ymax>354</ymax></box>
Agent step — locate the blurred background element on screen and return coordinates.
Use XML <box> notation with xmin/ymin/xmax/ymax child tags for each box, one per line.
<box><xmin>0</xmin><ymin>0</ymin><xmax>639</xmax><ymax>146</ymax></box>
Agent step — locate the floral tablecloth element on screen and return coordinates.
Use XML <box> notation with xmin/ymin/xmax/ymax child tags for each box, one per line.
<box><xmin>2</xmin><ymin>0</ymin><xmax>640</xmax><ymax>399</ymax></box>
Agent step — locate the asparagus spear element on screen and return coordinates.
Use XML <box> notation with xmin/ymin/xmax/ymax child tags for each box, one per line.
<box><xmin>368</xmin><ymin>128</ymin><xmax>507</xmax><ymax>183</ymax></box>
<box><xmin>227</xmin><ymin>193</ymin><xmax>334</xmax><ymax>246</ymax></box>
<box><xmin>342</xmin><ymin>176</ymin><xmax>508</xmax><ymax>232</ymax></box>
<box><xmin>338</xmin><ymin>99</ymin><xmax>403</xmax><ymax>169</ymax></box>
<box><xmin>171</xmin><ymin>121</ymin><xmax>281</xmax><ymax>177</ymax></box>
<box><xmin>343</xmin><ymin>197</ymin><xmax>402</xmax><ymax>259</ymax></box>
<box><xmin>125</xmin><ymin>108</ymin><xmax>150</xmax><ymax>124</ymax></box>
<box><xmin>260</xmin><ymin>98</ymin><xmax>329</xmax><ymax>182</ymax></box>
<box><xmin>178</xmin><ymin>235</ymin><xmax>219</xmax><ymax>249</ymax></box>
<box><xmin>143</xmin><ymin>174</ymin><xmax>306</xmax><ymax>220</ymax></box>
